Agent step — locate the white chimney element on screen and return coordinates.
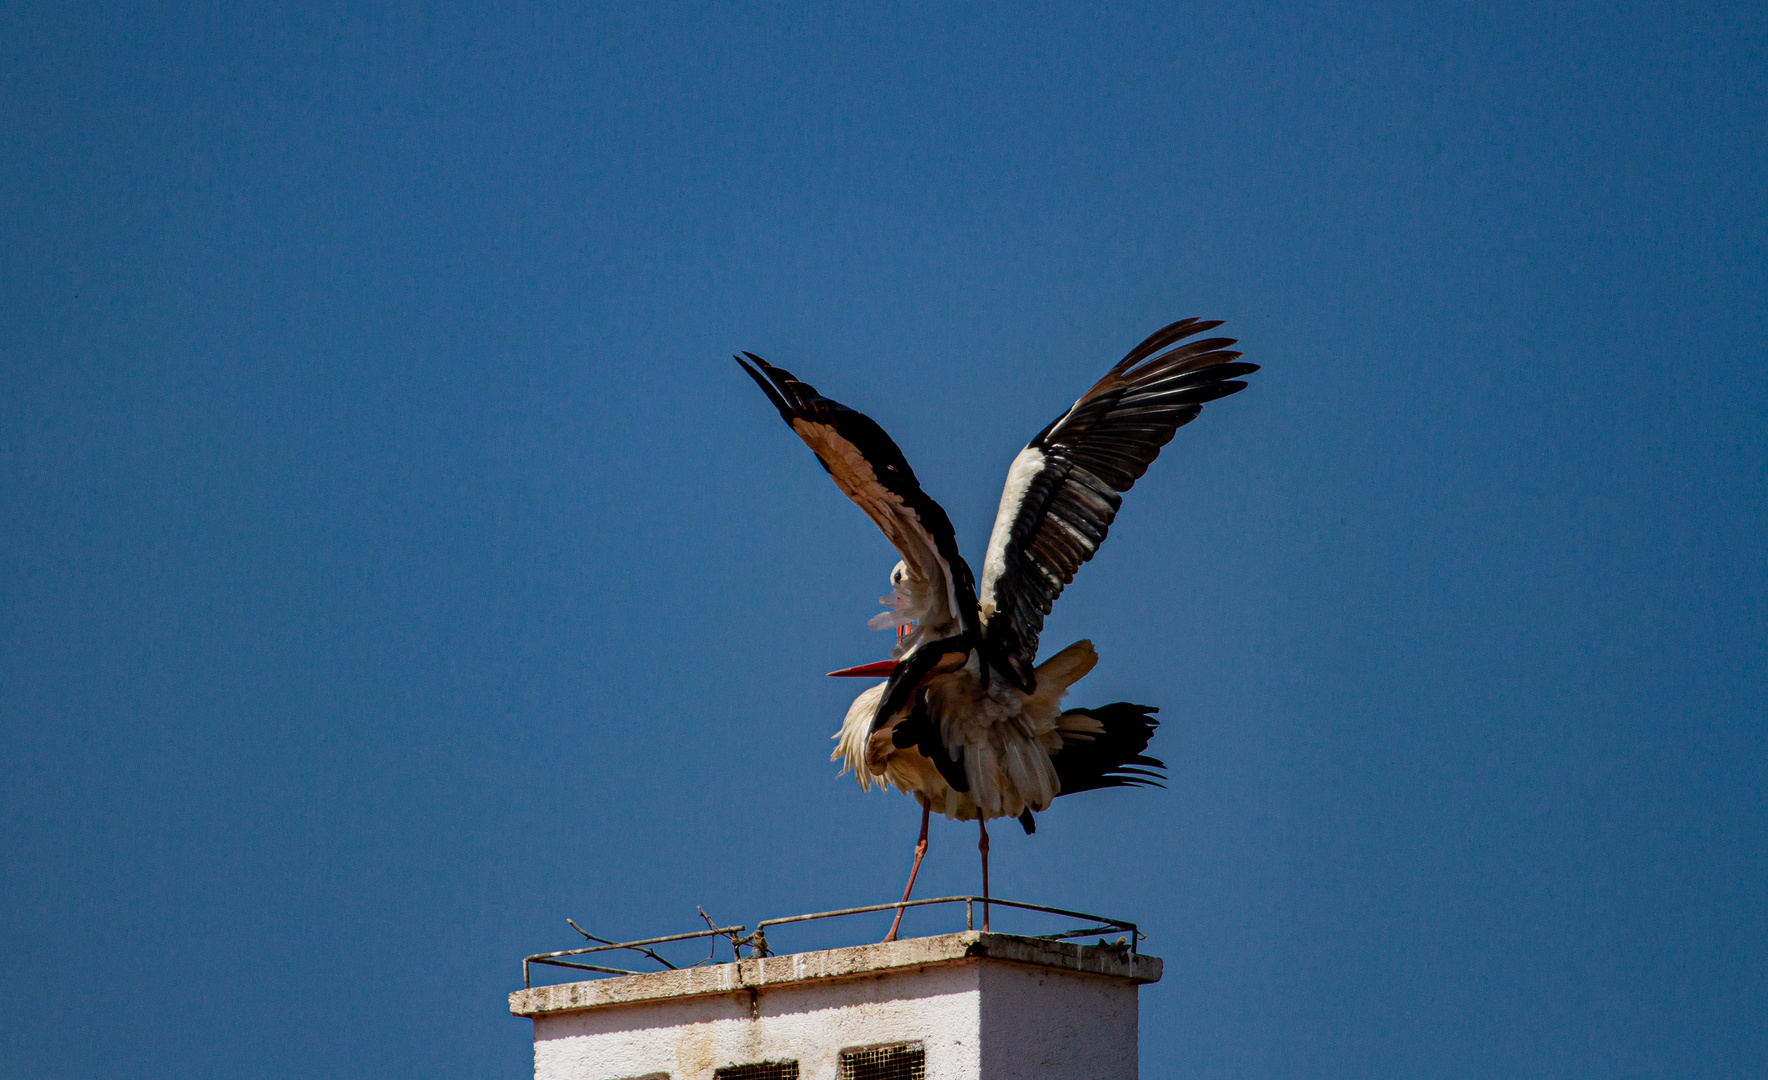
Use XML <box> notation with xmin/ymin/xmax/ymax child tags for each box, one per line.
<box><xmin>510</xmin><ymin>931</ymin><xmax>1162</xmax><ymax>1080</ymax></box>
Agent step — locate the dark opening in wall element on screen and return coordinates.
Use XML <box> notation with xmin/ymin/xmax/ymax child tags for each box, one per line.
<box><xmin>713</xmin><ymin>1062</ymin><xmax>799</xmax><ymax>1080</ymax></box>
<box><xmin>838</xmin><ymin>1042</ymin><xmax>926</xmax><ymax>1080</ymax></box>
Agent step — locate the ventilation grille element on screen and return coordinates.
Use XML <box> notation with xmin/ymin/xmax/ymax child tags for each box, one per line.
<box><xmin>839</xmin><ymin>1042</ymin><xmax>926</xmax><ymax>1080</ymax></box>
<box><xmin>714</xmin><ymin>1062</ymin><xmax>799</xmax><ymax>1080</ymax></box>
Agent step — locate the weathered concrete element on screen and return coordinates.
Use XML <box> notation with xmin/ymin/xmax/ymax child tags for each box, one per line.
<box><xmin>511</xmin><ymin>931</ymin><xmax>1161</xmax><ymax>1080</ymax></box>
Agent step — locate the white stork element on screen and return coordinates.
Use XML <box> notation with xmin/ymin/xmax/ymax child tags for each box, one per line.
<box><xmin>737</xmin><ymin>319</ymin><xmax>1255</xmax><ymax>938</ymax></box>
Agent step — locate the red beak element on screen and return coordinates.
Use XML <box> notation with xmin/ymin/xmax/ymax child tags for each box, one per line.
<box><xmin>826</xmin><ymin>659</ymin><xmax>900</xmax><ymax>678</ymax></box>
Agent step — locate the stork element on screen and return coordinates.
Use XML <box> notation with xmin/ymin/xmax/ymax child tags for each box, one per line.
<box><xmin>737</xmin><ymin>319</ymin><xmax>1256</xmax><ymax>939</ymax></box>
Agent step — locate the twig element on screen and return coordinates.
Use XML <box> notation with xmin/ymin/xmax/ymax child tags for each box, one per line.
<box><xmin>566</xmin><ymin>918</ymin><xmax>678</xmax><ymax>970</ymax></box>
<box><xmin>698</xmin><ymin>906</ymin><xmax>748</xmax><ymax>961</ymax></box>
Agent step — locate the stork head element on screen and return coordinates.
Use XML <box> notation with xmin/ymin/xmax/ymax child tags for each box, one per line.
<box><xmin>868</xmin><ymin>560</ymin><xmax>925</xmax><ymax>633</ymax></box>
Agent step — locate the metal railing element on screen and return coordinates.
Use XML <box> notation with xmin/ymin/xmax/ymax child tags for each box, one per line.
<box><xmin>522</xmin><ymin>896</ymin><xmax>1140</xmax><ymax>988</ymax></box>
<box><xmin>523</xmin><ymin>925</ymin><xmax>749</xmax><ymax>987</ymax></box>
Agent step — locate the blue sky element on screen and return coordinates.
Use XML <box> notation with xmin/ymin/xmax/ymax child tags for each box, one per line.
<box><xmin>2</xmin><ymin>1</ymin><xmax>1763</xmax><ymax>1077</ymax></box>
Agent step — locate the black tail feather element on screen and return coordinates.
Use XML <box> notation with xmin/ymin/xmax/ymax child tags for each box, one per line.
<box><xmin>1051</xmin><ymin>703</ymin><xmax>1166</xmax><ymax>796</ymax></box>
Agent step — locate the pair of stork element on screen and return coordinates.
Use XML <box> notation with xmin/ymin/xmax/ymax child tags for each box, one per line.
<box><xmin>738</xmin><ymin>319</ymin><xmax>1255</xmax><ymax>940</ymax></box>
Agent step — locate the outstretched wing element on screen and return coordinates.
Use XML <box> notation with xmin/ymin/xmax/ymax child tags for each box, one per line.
<box><xmin>977</xmin><ymin>319</ymin><xmax>1257</xmax><ymax>690</ymax></box>
<box><xmin>737</xmin><ymin>353</ymin><xmax>980</xmax><ymax>641</ymax></box>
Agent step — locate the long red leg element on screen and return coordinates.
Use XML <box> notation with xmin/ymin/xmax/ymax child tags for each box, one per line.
<box><xmin>978</xmin><ymin>818</ymin><xmax>991</xmax><ymax>933</ymax></box>
<box><xmin>883</xmin><ymin>797</ymin><xmax>931</xmax><ymax>943</ymax></box>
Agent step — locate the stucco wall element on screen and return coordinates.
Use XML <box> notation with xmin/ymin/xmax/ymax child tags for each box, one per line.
<box><xmin>534</xmin><ymin>963</ymin><xmax>983</xmax><ymax>1080</ymax></box>
<box><xmin>516</xmin><ymin>933</ymin><xmax>1155</xmax><ymax>1080</ymax></box>
<box><xmin>978</xmin><ymin>961</ymin><xmax>1138</xmax><ymax>1079</ymax></box>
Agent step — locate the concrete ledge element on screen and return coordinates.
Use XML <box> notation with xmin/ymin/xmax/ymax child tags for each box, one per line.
<box><xmin>510</xmin><ymin>931</ymin><xmax>1162</xmax><ymax>1018</ymax></box>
